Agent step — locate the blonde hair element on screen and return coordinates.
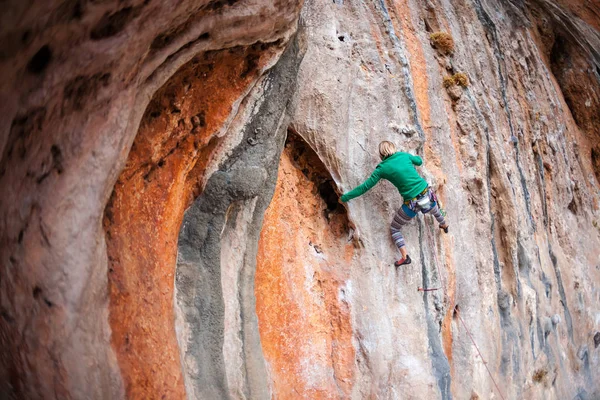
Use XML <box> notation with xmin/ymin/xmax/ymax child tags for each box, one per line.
<box><xmin>379</xmin><ymin>141</ymin><xmax>397</xmax><ymax>160</ymax></box>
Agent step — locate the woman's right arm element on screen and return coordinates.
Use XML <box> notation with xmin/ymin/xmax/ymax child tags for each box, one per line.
<box><xmin>340</xmin><ymin>167</ymin><xmax>382</xmax><ymax>202</ymax></box>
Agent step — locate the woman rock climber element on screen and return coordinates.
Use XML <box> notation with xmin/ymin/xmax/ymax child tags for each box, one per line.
<box><xmin>339</xmin><ymin>141</ymin><xmax>449</xmax><ymax>266</ymax></box>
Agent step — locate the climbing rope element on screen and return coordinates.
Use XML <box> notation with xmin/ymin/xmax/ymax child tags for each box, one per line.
<box><xmin>424</xmin><ymin>221</ymin><xmax>507</xmax><ymax>400</ymax></box>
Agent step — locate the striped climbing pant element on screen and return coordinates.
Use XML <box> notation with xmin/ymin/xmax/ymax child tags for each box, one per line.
<box><xmin>390</xmin><ymin>188</ymin><xmax>447</xmax><ymax>249</ymax></box>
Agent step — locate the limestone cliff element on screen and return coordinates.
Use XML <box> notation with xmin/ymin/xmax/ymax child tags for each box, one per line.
<box><xmin>278</xmin><ymin>1</ymin><xmax>600</xmax><ymax>399</ymax></box>
<box><xmin>1</xmin><ymin>0</ymin><xmax>599</xmax><ymax>399</ymax></box>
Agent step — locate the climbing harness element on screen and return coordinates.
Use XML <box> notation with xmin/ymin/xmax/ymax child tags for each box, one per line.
<box><xmin>403</xmin><ymin>187</ymin><xmax>429</xmax><ymax>207</ymax></box>
<box><xmin>416</xmin><ymin>193</ymin><xmax>432</xmax><ymax>211</ymax></box>
<box><xmin>424</xmin><ymin>223</ymin><xmax>507</xmax><ymax>400</ymax></box>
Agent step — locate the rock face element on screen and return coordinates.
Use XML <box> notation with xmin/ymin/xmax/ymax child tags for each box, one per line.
<box><xmin>1</xmin><ymin>0</ymin><xmax>600</xmax><ymax>400</ymax></box>
<box><xmin>0</xmin><ymin>1</ymin><xmax>303</xmax><ymax>399</ymax></box>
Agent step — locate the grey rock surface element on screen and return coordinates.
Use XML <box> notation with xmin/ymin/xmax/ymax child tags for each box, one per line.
<box><xmin>175</xmin><ymin>34</ymin><xmax>305</xmax><ymax>399</ymax></box>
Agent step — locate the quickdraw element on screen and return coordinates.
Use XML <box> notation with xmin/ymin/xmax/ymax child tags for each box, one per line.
<box><xmin>417</xmin><ymin>287</ymin><xmax>440</xmax><ymax>292</ymax></box>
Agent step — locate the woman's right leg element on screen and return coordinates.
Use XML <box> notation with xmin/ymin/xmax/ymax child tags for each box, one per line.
<box><xmin>427</xmin><ymin>189</ymin><xmax>448</xmax><ymax>230</ymax></box>
<box><xmin>429</xmin><ymin>203</ymin><xmax>447</xmax><ymax>226</ymax></box>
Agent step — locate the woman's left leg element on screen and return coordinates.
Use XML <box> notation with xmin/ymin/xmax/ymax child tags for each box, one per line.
<box><xmin>390</xmin><ymin>205</ymin><xmax>414</xmax><ymax>249</ymax></box>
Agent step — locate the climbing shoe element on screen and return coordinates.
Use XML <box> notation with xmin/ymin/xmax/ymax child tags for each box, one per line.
<box><xmin>440</xmin><ymin>224</ymin><xmax>449</xmax><ymax>234</ymax></box>
<box><xmin>394</xmin><ymin>255</ymin><xmax>412</xmax><ymax>267</ymax></box>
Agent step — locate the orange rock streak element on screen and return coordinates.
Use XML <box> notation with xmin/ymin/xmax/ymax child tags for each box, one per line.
<box><xmin>103</xmin><ymin>46</ymin><xmax>273</xmax><ymax>399</ymax></box>
<box><xmin>256</xmin><ymin>143</ymin><xmax>355</xmax><ymax>399</ymax></box>
<box><xmin>441</xmin><ymin>237</ymin><xmax>456</xmax><ymax>367</ymax></box>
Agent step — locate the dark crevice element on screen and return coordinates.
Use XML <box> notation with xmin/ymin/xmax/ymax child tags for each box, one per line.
<box><xmin>27</xmin><ymin>45</ymin><xmax>52</xmax><ymax>74</ymax></box>
<box><xmin>36</xmin><ymin>171</ymin><xmax>51</xmax><ymax>184</ymax></box>
<box><xmin>240</xmin><ymin>53</ymin><xmax>260</xmax><ymax>78</ymax></box>
<box><xmin>1</xmin><ymin>309</ymin><xmax>14</xmax><ymax>323</ymax></box>
<box><xmin>21</xmin><ymin>30</ymin><xmax>31</xmax><ymax>44</ymax></box>
<box><xmin>550</xmin><ymin>35</ymin><xmax>568</xmax><ymax>68</ymax></box>
<box><xmin>50</xmin><ymin>145</ymin><xmax>63</xmax><ymax>174</ymax></box>
<box><xmin>285</xmin><ymin>129</ymin><xmax>348</xmax><ymax>225</ymax></box>
<box><xmin>541</xmin><ymin>270</ymin><xmax>552</xmax><ymax>299</ymax></box>
<box><xmin>592</xmin><ymin>144</ymin><xmax>600</xmax><ymax>185</ymax></box>
<box><xmin>567</xmin><ymin>197</ymin><xmax>577</xmax><ymax>214</ymax></box>
<box><xmin>317</xmin><ymin>180</ymin><xmax>339</xmax><ymax>212</ymax></box>
<box><xmin>453</xmin><ymin>304</ymin><xmax>460</xmax><ymax>320</ymax></box>
<box><xmin>71</xmin><ymin>0</ymin><xmax>83</xmax><ymax>20</ymax></box>
<box><xmin>33</xmin><ymin>286</ymin><xmax>53</xmax><ymax>307</ymax></box>
<box><xmin>191</xmin><ymin>111</ymin><xmax>206</xmax><ymax>128</ymax></box>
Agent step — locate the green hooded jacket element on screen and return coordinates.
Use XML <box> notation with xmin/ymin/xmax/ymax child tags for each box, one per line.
<box><xmin>340</xmin><ymin>151</ymin><xmax>428</xmax><ymax>202</ymax></box>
